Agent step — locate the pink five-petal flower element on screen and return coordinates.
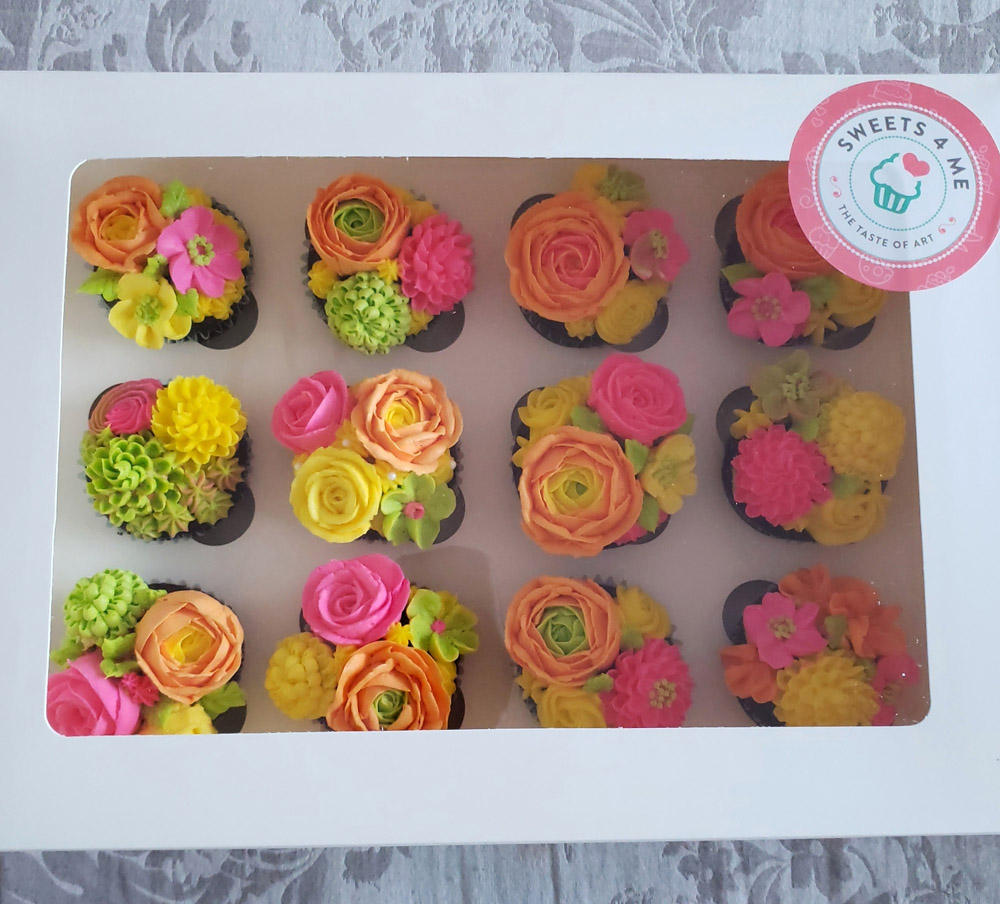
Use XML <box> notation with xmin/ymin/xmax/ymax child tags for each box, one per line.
<box><xmin>743</xmin><ymin>592</ymin><xmax>827</xmax><ymax>670</ymax></box>
<box><xmin>156</xmin><ymin>205</ymin><xmax>242</xmax><ymax>298</ymax></box>
<box><xmin>623</xmin><ymin>209</ymin><xmax>690</xmax><ymax>282</ymax></box>
<box><xmin>727</xmin><ymin>271</ymin><xmax>811</xmax><ymax>347</ymax></box>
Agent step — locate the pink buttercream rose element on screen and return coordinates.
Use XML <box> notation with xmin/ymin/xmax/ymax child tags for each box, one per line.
<box><xmin>743</xmin><ymin>592</ymin><xmax>827</xmax><ymax>669</ymax></box>
<box><xmin>88</xmin><ymin>379</ymin><xmax>164</xmax><ymax>435</ymax></box>
<box><xmin>46</xmin><ymin>652</ymin><xmax>140</xmax><ymax>736</ymax></box>
<box><xmin>623</xmin><ymin>209</ymin><xmax>689</xmax><ymax>282</ymax></box>
<box><xmin>302</xmin><ymin>554</ymin><xmax>410</xmax><ymax>646</ymax></box>
<box><xmin>600</xmin><ymin>639</ymin><xmax>693</xmax><ymax>728</ymax></box>
<box><xmin>728</xmin><ymin>271</ymin><xmax>811</xmax><ymax>347</ymax></box>
<box><xmin>731</xmin><ymin>425</ymin><xmax>832</xmax><ymax>527</ymax></box>
<box><xmin>398</xmin><ymin>213</ymin><xmax>475</xmax><ymax>315</ymax></box>
<box><xmin>271</xmin><ymin>370</ymin><xmax>353</xmax><ymax>455</ymax></box>
<box><xmin>156</xmin><ymin>205</ymin><xmax>242</xmax><ymax>297</ymax></box>
<box><xmin>587</xmin><ymin>354</ymin><xmax>688</xmax><ymax>445</ymax></box>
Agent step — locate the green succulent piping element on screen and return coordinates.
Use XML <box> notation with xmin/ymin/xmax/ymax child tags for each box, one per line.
<box><xmin>325</xmin><ymin>272</ymin><xmax>411</xmax><ymax>354</ymax></box>
<box><xmin>126</xmin><ymin>499</ymin><xmax>195</xmax><ymax>540</ymax></box>
<box><xmin>80</xmin><ymin>427</ymin><xmax>111</xmax><ymax>468</ymax></box>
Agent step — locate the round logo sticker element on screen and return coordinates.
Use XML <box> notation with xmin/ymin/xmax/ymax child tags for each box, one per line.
<box><xmin>789</xmin><ymin>80</ymin><xmax>1000</xmax><ymax>291</ymax></box>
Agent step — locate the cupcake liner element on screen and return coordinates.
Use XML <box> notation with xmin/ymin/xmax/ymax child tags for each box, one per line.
<box><xmin>509</xmin><ymin>390</ymin><xmax>671</xmax><ymax>551</ymax></box>
<box><xmin>714</xmin><ymin>195</ymin><xmax>875</xmax><ymax>351</ymax></box>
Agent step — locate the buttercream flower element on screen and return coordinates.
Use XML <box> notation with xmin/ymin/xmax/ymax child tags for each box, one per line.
<box><xmin>408</xmin><ymin>309</ymin><xmax>433</xmax><ymax>335</ymax></box>
<box><xmin>871</xmin><ymin>653</ymin><xmax>919</xmax><ymax>725</ymax></box>
<box><xmin>351</xmin><ymin>370</ymin><xmax>462</xmax><ymax>475</ymax></box>
<box><xmin>89</xmin><ymin>379</ymin><xmax>164</xmax><ymax>435</ymax></box>
<box><xmin>818</xmin><ymin>392</ymin><xmax>906</xmax><ymax>482</ymax></box>
<box><xmin>504</xmin><ymin>577</ymin><xmax>621</xmax><ymax>687</ymax></box>
<box><xmin>407</xmin><ymin>589</ymin><xmax>479</xmax><ymax>663</ymax></box>
<box><xmin>307</xmin><ymin>174</ymin><xmax>411</xmax><ymax>274</ymax></box>
<box><xmin>730</xmin><ymin>399</ymin><xmax>772</xmax><ymax>440</ymax></box>
<box><xmin>272</xmin><ymin>370</ymin><xmax>353</xmax><ymax>455</ymax></box>
<box><xmin>325</xmin><ymin>271</ymin><xmax>411</xmax><ymax>354</ymax></box>
<box><xmin>397</xmin><ymin>213</ymin><xmax>474</xmax><ymax>315</ymax></box>
<box><xmin>827</xmin><ymin>272</ymin><xmax>887</xmax><ymax>326</ymax></box>
<box><xmin>506</xmin><ymin>193</ymin><xmax>629</xmax><ymax>322</ymax></box>
<box><xmin>565</xmin><ymin>318</ymin><xmax>596</xmax><ymax>339</ymax></box>
<box><xmin>265</xmin><ymin>634</ymin><xmax>343</xmax><ymax>720</ymax></box>
<box><xmin>571</xmin><ymin>163</ymin><xmax>648</xmax><ymax>214</ymax></box>
<box><xmin>518</xmin><ymin>426</ymin><xmax>643</xmax><ymax>557</ymax></box>
<box><xmin>750</xmin><ymin>350</ymin><xmax>841</xmax><ymax>423</ymax></box>
<box><xmin>120</xmin><ymin>672</ymin><xmax>160</xmax><ymax>706</ymax></box>
<box><xmin>601</xmin><ymin>639</ymin><xmax>693</xmax><ymax>728</ymax></box>
<box><xmin>108</xmin><ymin>273</ymin><xmax>192</xmax><ymax>349</ymax></box>
<box><xmin>588</xmin><ymin>354</ymin><xmax>687</xmax><ymax>444</ymax></box>
<box><xmin>615</xmin><ymin>584</ymin><xmax>671</xmax><ymax>641</ymax></box>
<box><xmin>802</xmin><ymin>305</ymin><xmax>839</xmax><ymax>345</ymax></box>
<box><xmin>826</xmin><ymin>582</ymin><xmax>907</xmax><ymax>659</ymax></box>
<box><xmin>639</xmin><ymin>434</ymin><xmax>697</xmax><ymax>515</ymax></box>
<box><xmin>46</xmin><ymin>652</ymin><xmax>140</xmax><ymax>736</ymax></box>
<box><xmin>70</xmin><ymin>176</ymin><xmax>168</xmax><ymax>273</ymax></box>
<box><xmin>139</xmin><ymin>701</ymin><xmax>216</xmax><ymax>735</ymax></box>
<box><xmin>728</xmin><ymin>272</ymin><xmax>811</xmax><ymax>346</ymax></box>
<box><xmin>308</xmin><ymin>260</ymin><xmax>337</xmax><ymax>299</ymax></box>
<box><xmin>778</xmin><ymin>563</ymin><xmax>834</xmax><ymax>614</ymax></box>
<box><xmin>801</xmin><ymin>482</ymin><xmax>887</xmax><ymax>545</ymax></box>
<box><xmin>302</xmin><ymin>555</ymin><xmax>409</xmax><ymax>647</ymax></box>
<box><xmin>534</xmin><ymin>684</ymin><xmax>607</xmax><ymax>728</ymax></box>
<box><xmin>289</xmin><ymin>447</ymin><xmax>381</xmax><ymax>543</ymax></box>
<box><xmin>594</xmin><ymin>280</ymin><xmax>664</xmax><ymax>345</ymax></box>
<box><xmin>743</xmin><ymin>592</ymin><xmax>827</xmax><ymax>669</ymax></box>
<box><xmin>720</xmin><ymin>644</ymin><xmax>778</xmax><ymax>704</ymax></box>
<box><xmin>395</xmin><ymin>186</ymin><xmax>438</xmax><ymax>225</ymax></box>
<box><xmin>611</xmin><ymin>509</ymin><xmax>667</xmax><ymax>546</ymax></box>
<box><xmin>156</xmin><ymin>205</ymin><xmax>242</xmax><ymax>298</ymax></box>
<box><xmin>380</xmin><ymin>474</ymin><xmax>456</xmax><ymax>548</ymax></box>
<box><xmin>194</xmin><ymin>276</ymin><xmax>244</xmax><ymax>323</ymax></box>
<box><xmin>735</xmin><ymin>165</ymin><xmax>831</xmax><ymax>279</ymax></box>
<box><xmin>774</xmin><ymin>651</ymin><xmax>880</xmax><ymax>726</ymax></box>
<box><xmin>623</xmin><ymin>209</ymin><xmax>689</xmax><ymax>282</ymax></box>
<box><xmin>151</xmin><ymin>376</ymin><xmax>247</xmax><ymax>466</ymax></box>
<box><xmin>518</xmin><ymin>376</ymin><xmax>591</xmax><ymax>442</ymax></box>
<box><xmin>731</xmin><ymin>425</ymin><xmax>832</xmax><ymax>527</ymax></box>
<box><xmin>133</xmin><ymin>590</ymin><xmax>243</xmax><ymax>706</ymax></box>
<box><xmin>326</xmin><ymin>641</ymin><xmax>451</xmax><ymax>731</ymax></box>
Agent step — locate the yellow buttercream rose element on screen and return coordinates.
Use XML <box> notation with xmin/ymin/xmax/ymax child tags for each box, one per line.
<box><xmin>290</xmin><ymin>447</ymin><xmax>381</xmax><ymax>542</ymax></box>
<box><xmin>151</xmin><ymin>376</ymin><xmax>246</xmax><ymax>466</ymax></box>
<box><xmin>615</xmin><ymin>584</ymin><xmax>671</xmax><ymax>640</ymax></box>
<box><xmin>595</xmin><ymin>280</ymin><xmax>665</xmax><ymax>345</ymax></box>
<box><xmin>827</xmin><ymin>272</ymin><xmax>887</xmax><ymax>327</ymax></box>
<box><xmin>802</xmin><ymin>482</ymin><xmax>888</xmax><ymax>546</ymax></box>
<box><xmin>518</xmin><ymin>376</ymin><xmax>592</xmax><ymax>441</ymax></box>
<box><xmin>533</xmin><ymin>684</ymin><xmax>607</xmax><ymax>728</ymax></box>
<box><xmin>139</xmin><ymin>702</ymin><xmax>216</xmax><ymax>735</ymax></box>
<box><xmin>108</xmin><ymin>273</ymin><xmax>192</xmax><ymax>349</ymax></box>
<box><xmin>308</xmin><ymin>260</ymin><xmax>337</xmax><ymax>299</ymax></box>
<box><xmin>730</xmin><ymin>399</ymin><xmax>772</xmax><ymax>439</ymax></box>
<box><xmin>639</xmin><ymin>434</ymin><xmax>697</xmax><ymax>515</ymax></box>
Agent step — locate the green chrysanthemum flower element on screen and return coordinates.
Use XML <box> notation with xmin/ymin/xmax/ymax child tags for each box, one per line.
<box><xmin>325</xmin><ymin>272</ymin><xmax>411</xmax><ymax>354</ymax></box>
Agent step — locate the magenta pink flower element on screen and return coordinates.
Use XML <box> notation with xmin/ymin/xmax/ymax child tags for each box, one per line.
<box><xmin>88</xmin><ymin>379</ymin><xmax>163</xmax><ymax>435</ymax></box>
<box><xmin>871</xmin><ymin>653</ymin><xmax>920</xmax><ymax>725</ymax></box>
<box><xmin>727</xmin><ymin>272</ymin><xmax>811</xmax><ymax>346</ymax></box>
<box><xmin>732</xmin><ymin>425</ymin><xmax>832</xmax><ymax>527</ymax></box>
<box><xmin>46</xmin><ymin>652</ymin><xmax>140</xmax><ymax>736</ymax></box>
<box><xmin>271</xmin><ymin>370</ymin><xmax>353</xmax><ymax>455</ymax></box>
<box><xmin>600</xmin><ymin>639</ymin><xmax>693</xmax><ymax>728</ymax></box>
<box><xmin>156</xmin><ymin>205</ymin><xmax>242</xmax><ymax>297</ymax></box>
<box><xmin>120</xmin><ymin>671</ymin><xmax>160</xmax><ymax>706</ymax></box>
<box><xmin>588</xmin><ymin>353</ymin><xmax>688</xmax><ymax>445</ymax></box>
<box><xmin>623</xmin><ymin>209</ymin><xmax>689</xmax><ymax>282</ymax></box>
<box><xmin>743</xmin><ymin>592</ymin><xmax>827</xmax><ymax>669</ymax></box>
<box><xmin>398</xmin><ymin>213</ymin><xmax>474</xmax><ymax>315</ymax></box>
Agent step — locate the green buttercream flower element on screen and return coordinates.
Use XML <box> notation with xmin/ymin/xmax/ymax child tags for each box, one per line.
<box><xmin>750</xmin><ymin>350</ymin><xmax>842</xmax><ymax>423</ymax></box>
<box><xmin>325</xmin><ymin>272</ymin><xmax>411</xmax><ymax>354</ymax></box>
<box><xmin>126</xmin><ymin>499</ymin><xmax>195</xmax><ymax>540</ymax></box>
<box><xmin>598</xmin><ymin>165</ymin><xmax>647</xmax><ymax>203</ymax></box>
<box><xmin>537</xmin><ymin>606</ymin><xmax>589</xmax><ymax>657</ymax></box>
<box><xmin>85</xmin><ymin>433</ymin><xmax>189</xmax><ymax>534</ymax></box>
<box><xmin>406</xmin><ymin>589</ymin><xmax>479</xmax><ymax>662</ymax></box>
<box><xmin>373</xmin><ymin>689</ymin><xmax>407</xmax><ymax>727</ymax></box>
<box><xmin>80</xmin><ymin>427</ymin><xmax>111</xmax><ymax>468</ymax></box>
<box><xmin>333</xmin><ymin>199</ymin><xmax>385</xmax><ymax>242</ymax></box>
<box><xmin>380</xmin><ymin>473</ymin><xmax>456</xmax><ymax>548</ymax></box>
<box><xmin>202</xmin><ymin>454</ymin><xmax>244</xmax><ymax>493</ymax></box>
<box><xmin>180</xmin><ymin>471</ymin><xmax>233</xmax><ymax>525</ymax></box>
<box><xmin>53</xmin><ymin>569</ymin><xmax>166</xmax><ymax>667</ymax></box>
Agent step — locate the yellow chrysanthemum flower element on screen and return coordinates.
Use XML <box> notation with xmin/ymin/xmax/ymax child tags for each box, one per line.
<box><xmin>639</xmin><ymin>434</ymin><xmax>697</xmax><ymax>515</ymax></box>
<box><xmin>818</xmin><ymin>391</ymin><xmax>905</xmax><ymax>481</ymax></box>
<box><xmin>774</xmin><ymin>651</ymin><xmax>880</xmax><ymax>726</ymax></box>
<box><xmin>407</xmin><ymin>309</ymin><xmax>434</xmax><ymax>335</ymax></box>
<box><xmin>615</xmin><ymin>584</ymin><xmax>671</xmax><ymax>640</ymax></box>
<box><xmin>595</xmin><ymin>280</ymin><xmax>665</xmax><ymax>345</ymax></box>
<box><xmin>265</xmin><ymin>634</ymin><xmax>341</xmax><ymax>720</ymax></box>
<box><xmin>308</xmin><ymin>260</ymin><xmax>338</xmax><ymax>299</ymax></box>
<box><xmin>151</xmin><ymin>376</ymin><xmax>246</xmax><ymax>465</ymax></box>
<box><xmin>730</xmin><ymin>399</ymin><xmax>772</xmax><ymax>440</ymax></box>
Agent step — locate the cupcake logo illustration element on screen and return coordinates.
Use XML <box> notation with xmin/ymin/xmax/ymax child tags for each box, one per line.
<box><xmin>788</xmin><ymin>80</ymin><xmax>1000</xmax><ymax>291</ymax></box>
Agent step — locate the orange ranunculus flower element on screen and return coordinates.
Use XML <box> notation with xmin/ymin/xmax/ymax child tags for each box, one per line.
<box><xmin>133</xmin><ymin>590</ymin><xmax>243</xmax><ymax>706</ymax></box>
<box><xmin>69</xmin><ymin>176</ymin><xmax>169</xmax><ymax>273</ymax></box>
<box><xmin>306</xmin><ymin>174</ymin><xmax>411</xmax><ymax>274</ymax></box>
<box><xmin>720</xmin><ymin>644</ymin><xmax>779</xmax><ymax>704</ymax></box>
<box><xmin>505</xmin><ymin>193</ymin><xmax>629</xmax><ymax>323</ymax></box>
<box><xmin>778</xmin><ymin>563</ymin><xmax>835</xmax><ymax>617</ymax></box>
<box><xmin>351</xmin><ymin>369</ymin><xmax>462</xmax><ymax>475</ymax></box>
<box><xmin>518</xmin><ymin>425</ymin><xmax>643</xmax><ymax>557</ymax></box>
<box><xmin>504</xmin><ymin>576</ymin><xmax>621</xmax><ymax>687</ymax></box>
<box><xmin>735</xmin><ymin>165</ymin><xmax>832</xmax><ymax>280</ymax></box>
<box><xmin>827</xmin><ymin>581</ymin><xmax>907</xmax><ymax>659</ymax></box>
<box><xmin>326</xmin><ymin>641</ymin><xmax>450</xmax><ymax>731</ymax></box>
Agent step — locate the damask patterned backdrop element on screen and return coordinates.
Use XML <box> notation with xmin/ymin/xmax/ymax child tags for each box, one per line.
<box><xmin>2</xmin><ymin>2</ymin><xmax>999</xmax><ymax>902</ymax></box>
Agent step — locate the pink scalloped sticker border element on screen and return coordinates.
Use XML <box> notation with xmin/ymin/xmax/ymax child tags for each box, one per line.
<box><xmin>788</xmin><ymin>80</ymin><xmax>1000</xmax><ymax>291</ymax></box>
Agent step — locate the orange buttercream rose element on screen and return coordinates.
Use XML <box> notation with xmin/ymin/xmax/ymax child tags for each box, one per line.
<box><xmin>504</xmin><ymin>577</ymin><xmax>621</xmax><ymax>687</ymax></box>
<box><xmin>351</xmin><ymin>369</ymin><xmax>462</xmax><ymax>475</ymax></box>
<box><xmin>326</xmin><ymin>641</ymin><xmax>450</xmax><ymax>731</ymax></box>
<box><xmin>69</xmin><ymin>176</ymin><xmax>169</xmax><ymax>273</ymax></box>
<box><xmin>518</xmin><ymin>425</ymin><xmax>643</xmax><ymax>557</ymax></box>
<box><xmin>133</xmin><ymin>590</ymin><xmax>243</xmax><ymax>706</ymax></box>
<box><xmin>306</xmin><ymin>174</ymin><xmax>411</xmax><ymax>274</ymax></box>
<box><xmin>506</xmin><ymin>193</ymin><xmax>629</xmax><ymax>322</ymax></box>
<box><xmin>735</xmin><ymin>165</ymin><xmax>832</xmax><ymax>279</ymax></box>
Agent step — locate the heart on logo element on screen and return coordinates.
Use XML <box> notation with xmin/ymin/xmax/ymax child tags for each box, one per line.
<box><xmin>902</xmin><ymin>152</ymin><xmax>931</xmax><ymax>177</ymax></box>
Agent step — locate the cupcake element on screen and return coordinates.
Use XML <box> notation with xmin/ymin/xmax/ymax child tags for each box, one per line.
<box><xmin>716</xmin><ymin>164</ymin><xmax>886</xmax><ymax>349</ymax></box>
<box><xmin>870</xmin><ymin>153</ymin><xmax>925</xmax><ymax>213</ymax></box>
<box><xmin>273</xmin><ymin>369</ymin><xmax>463</xmax><ymax>547</ymax></box>
<box><xmin>720</xmin><ymin>564</ymin><xmax>919</xmax><ymax>726</ymax></box>
<box><xmin>505</xmin><ymin>576</ymin><xmax>692</xmax><ymax>728</ymax></box>
<box><xmin>505</xmin><ymin>164</ymin><xmax>689</xmax><ymax>349</ymax></box>
<box><xmin>48</xmin><ymin>569</ymin><xmax>247</xmax><ymax>735</ymax></box>
<box><xmin>69</xmin><ymin>177</ymin><xmax>256</xmax><ymax>349</ymax></box>
<box><xmin>82</xmin><ymin>376</ymin><xmax>253</xmax><ymax>544</ymax></box>
<box><xmin>511</xmin><ymin>354</ymin><xmax>696</xmax><ymax>557</ymax></box>
<box><xmin>265</xmin><ymin>554</ymin><xmax>478</xmax><ymax>730</ymax></box>
<box><xmin>717</xmin><ymin>350</ymin><xmax>905</xmax><ymax>545</ymax></box>
<box><xmin>305</xmin><ymin>174</ymin><xmax>474</xmax><ymax>354</ymax></box>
